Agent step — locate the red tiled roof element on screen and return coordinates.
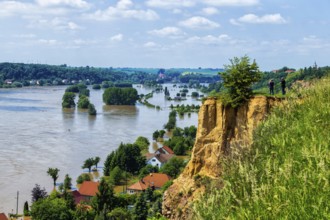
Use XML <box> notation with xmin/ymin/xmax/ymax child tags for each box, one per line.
<box><xmin>162</xmin><ymin>146</ymin><xmax>174</xmax><ymax>154</ymax></box>
<box><xmin>79</xmin><ymin>181</ymin><xmax>99</xmax><ymax>197</ymax></box>
<box><xmin>0</xmin><ymin>213</ymin><xmax>8</xmax><ymax>220</ymax></box>
<box><xmin>146</xmin><ymin>153</ymin><xmax>174</xmax><ymax>163</ymax></box>
<box><xmin>128</xmin><ymin>173</ymin><xmax>171</xmax><ymax>191</ymax></box>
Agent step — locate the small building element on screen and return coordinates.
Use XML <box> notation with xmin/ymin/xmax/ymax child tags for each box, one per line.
<box><xmin>285</xmin><ymin>69</ymin><xmax>295</xmax><ymax>73</ymax></box>
<box><xmin>78</xmin><ymin>181</ymin><xmax>99</xmax><ymax>202</ymax></box>
<box><xmin>155</xmin><ymin>146</ymin><xmax>174</xmax><ymax>155</ymax></box>
<box><xmin>127</xmin><ymin>173</ymin><xmax>171</xmax><ymax>194</ymax></box>
<box><xmin>4</xmin><ymin>79</ymin><xmax>13</xmax><ymax>84</ymax></box>
<box><xmin>71</xmin><ymin>190</ymin><xmax>84</xmax><ymax>205</ymax></box>
<box><xmin>0</xmin><ymin>213</ymin><xmax>8</xmax><ymax>220</ymax></box>
<box><xmin>146</xmin><ymin>152</ymin><xmax>174</xmax><ymax>169</ymax></box>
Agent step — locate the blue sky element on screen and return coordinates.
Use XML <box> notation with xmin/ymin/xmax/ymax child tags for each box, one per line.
<box><xmin>0</xmin><ymin>0</ymin><xmax>329</xmax><ymax>70</ymax></box>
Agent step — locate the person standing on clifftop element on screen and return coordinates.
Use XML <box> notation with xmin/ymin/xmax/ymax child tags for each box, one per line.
<box><xmin>281</xmin><ymin>77</ymin><xmax>286</xmax><ymax>95</ymax></box>
<box><xmin>269</xmin><ymin>79</ymin><xmax>275</xmax><ymax>95</ymax></box>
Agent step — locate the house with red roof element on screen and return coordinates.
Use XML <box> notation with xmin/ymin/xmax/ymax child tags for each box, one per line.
<box><xmin>127</xmin><ymin>173</ymin><xmax>171</xmax><ymax>194</ymax></box>
<box><xmin>78</xmin><ymin>181</ymin><xmax>99</xmax><ymax>202</ymax></box>
<box><xmin>0</xmin><ymin>213</ymin><xmax>8</xmax><ymax>220</ymax></box>
<box><xmin>155</xmin><ymin>146</ymin><xmax>174</xmax><ymax>155</ymax></box>
<box><xmin>145</xmin><ymin>152</ymin><xmax>174</xmax><ymax>168</ymax></box>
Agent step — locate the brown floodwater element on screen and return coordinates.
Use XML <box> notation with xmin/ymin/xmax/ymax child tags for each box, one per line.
<box><xmin>0</xmin><ymin>84</ymin><xmax>200</xmax><ymax>214</ymax></box>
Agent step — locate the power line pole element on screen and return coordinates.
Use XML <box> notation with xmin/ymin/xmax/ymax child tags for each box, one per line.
<box><xmin>16</xmin><ymin>191</ymin><xmax>19</xmax><ymax>216</ymax></box>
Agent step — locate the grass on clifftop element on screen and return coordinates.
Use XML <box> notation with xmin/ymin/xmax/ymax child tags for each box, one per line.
<box><xmin>193</xmin><ymin>77</ymin><xmax>330</xmax><ymax>219</ymax></box>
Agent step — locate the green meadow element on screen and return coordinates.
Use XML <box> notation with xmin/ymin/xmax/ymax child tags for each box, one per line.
<box><xmin>193</xmin><ymin>77</ymin><xmax>330</xmax><ymax>219</ymax></box>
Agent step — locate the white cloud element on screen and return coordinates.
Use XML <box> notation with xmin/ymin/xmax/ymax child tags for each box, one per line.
<box><xmin>146</xmin><ymin>0</ymin><xmax>195</xmax><ymax>9</ymax></box>
<box><xmin>233</xmin><ymin>13</ymin><xmax>287</xmax><ymax>24</ymax></box>
<box><xmin>85</xmin><ymin>0</ymin><xmax>159</xmax><ymax>21</ymax></box>
<box><xmin>203</xmin><ymin>0</ymin><xmax>259</xmax><ymax>7</ymax></box>
<box><xmin>0</xmin><ymin>1</ymin><xmax>82</xmax><ymax>18</ymax></box>
<box><xmin>116</xmin><ymin>0</ymin><xmax>133</xmax><ymax>9</ymax></box>
<box><xmin>201</xmin><ymin>7</ymin><xmax>219</xmax><ymax>15</ymax></box>
<box><xmin>148</xmin><ymin>27</ymin><xmax>185</xmax><ymax>38</ymax></box>
<box><xmin>0</xmin><ymin>1</ymin><xmax>35</xmax><ymax>17</ymax></box>
<box><xmin>38</xmin><ymin>39</ymin><xmax>60</xmax><ymax>45</ymax></box>
<box><xmin>110</xmin><ymin>34</ymin><xmax>124</xmax><ymax>42</ymax></box>
<box><xmin>179</xmin><ymin>16</ymin><xmax>220</xmax><ymax>29</ymax></box>
<box><xmin>186</xmin><ymin>34</ymin><xmax>231</xmax><ymax>44</ymax></box>
<box><xmin>144</xmin><ymin>41</ymin><xmax>158</xmax><ymax>47</ymax></box>
<box><xmin>28</xmin><ymin>17</ymin><xmax>82</xmax><ymax>30</ymax></box>
<box><xmin>13</xmin><ymin>34</ymin><xmax>36</xmax><ymax>39</ymax></box>
<box><xmin>35</xmin><ymin>0</ymin><xmax>90</xmax><ymax>9</ymax></box>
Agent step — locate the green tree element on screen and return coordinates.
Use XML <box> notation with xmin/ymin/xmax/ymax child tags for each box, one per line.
<box><xmin>110</xmin><ymin>166</ymin><xmax>123</xmax><ymax>185</ymax></box>
<box><xmin>24</xmin><ymin>201</ymin><xmax>30</xmax><ymax>216</ymax></box>
<box><xmin>93</xmin><ymin>156</ymin><xmax>101</xmax><ymax>169</ymax></box>
<box><xmin>77</xmin><ymin>95</ymin><xmax>90</xmax><ymax>109</ymax></box>
<box><xmin>159</xmin><ymin>130</ymin><xmax>166</xmax><ymax>138</ymax></box>
<box><xmin>134</xmin><ymin>136</ymin><xmax>150</xmax><ymax>152</ymax></box>
<box><xmin>47</xmin><ymin>168</ymin><xmax>60</xmax><ymax>187</ymax></box>
<box><xmin>104</xmin><ymin>152</ymin><xmax>115</xmax><ymax>176</ymax></box>
<box><xmin>63</xmin><ymin>174</ymin><xmax>72</xmax><ymax>190</ymax></box>
<box><xmin>133</xmin><ymin>192</ymin><xmax>148</xmax><ymax>220</ymax></box>
<box><xmin>79</xmin><ymin>88</ymin><xmax>90</xmax><ymax>97</ymax></box>
<box><xmin>173</xmin><ymin>143</ymin><xmax>186</xmax><ymax>155</ymax></box>
<box><xmin>108</xmin><ymin>207</ymin><xmax>132</xmax><ymax>220</ymax></box>
<box><xmin>62</xmin><ymin>92</ymin><xmax>76</xmax><ymax>108</ymax></box>
<box><xmin>30</xmin><ymin>197</ymin><xmax>73</xmax><ymax>220</ymax></box>
<box><xmin>76</xmin><ymin>173</ymin><xmax>91</xmax><ymax>184</ymax></box>
<box><xmin>103</xmin><ymin>87</ymin><xmax>138</xmax><ymax>105</ymax></box>
<box><xmin>103</xmin><ymin>143</ymin><xmax>146</xmax><ymax>174</ymax></box>
<box><xmin>31</xmin><ymin>184</ymin><xmax>47</xmax><ymax>203</ymax></box>
<box><xmin>191</xmin><ymin>91</ymin><xmax>199</xmax><ymax>97</ymax></box>
<box><xmin>152</xmin><ymin>130</ymin><xmax>160</xmax><ymax>140</ymax></box>
<box><xmin>93</xmin><ymin>178</ymin><xmax>116</xmax><ymax>219</ymax></box>
<box><xmin>88</xmin><ymin>103</ymin><xmax>97</xmax><ymax>115</ymax></box>
<box><xmin>220</xmin><ymin>55</ymin><xmax>262</xmax><ymax>107</ymax></box>
<box><xmin>92</xmin><ymin>84</ymin><xmax>101</xmax><ymax>89</ymax></box>
<box><xmin>62</xmin><ymin>190</ymin><xmax>75</xmax><ymax>210</ymax></box>
<box><xmin>161</xmin><ymin>157</ymin><xmax>186</xmax><ymax>178</ymax></box>
<box><xmin>82</xmin><ymin>158</ymin><xmax>94</xmax><ymax>172</ymax></box>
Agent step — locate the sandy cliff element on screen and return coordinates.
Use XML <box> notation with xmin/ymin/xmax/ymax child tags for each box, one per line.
<box><xmin>162</xmin><ymin>96</ymin><xmax>280</xmax><ymax>219</ymax></box>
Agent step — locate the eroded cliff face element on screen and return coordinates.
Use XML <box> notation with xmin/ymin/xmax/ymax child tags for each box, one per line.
<box><xmin>162</xmin><ymin>96</ymin><xmax>280</xmax><ymax>219</ymax></box>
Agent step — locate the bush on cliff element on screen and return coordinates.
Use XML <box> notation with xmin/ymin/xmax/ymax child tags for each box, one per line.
<box><xmin>193</xmin><ymin>77</ymin><xmax>330</xmax><ymax>219</ymax></box>
<box><xmin>219</xmin><ymin>55</ymin><xmax>262</xmax><ymax>107</ymax></box>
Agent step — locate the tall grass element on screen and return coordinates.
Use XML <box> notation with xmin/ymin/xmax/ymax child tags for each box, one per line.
<box><xmin>193</xmin><ymin>77</ymin><xmax>330</xmax><ymax>219</ymax></box>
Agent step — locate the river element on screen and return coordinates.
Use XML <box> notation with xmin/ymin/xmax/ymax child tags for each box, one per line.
<box><xmin>0</xmin><ymin>84</ymin><xmax>200</xmax><ymax>214</ymax></box>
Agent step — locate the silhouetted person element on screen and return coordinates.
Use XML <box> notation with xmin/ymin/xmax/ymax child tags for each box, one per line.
<box><xmin>269</xmin><ymin>79</ymin><xmax>275</xmax><ymax>95</ymax></box>
<box><xmin>281</xmin><ymin>77</ymin><xmax>286</xmax><ymax>95</ymax></box>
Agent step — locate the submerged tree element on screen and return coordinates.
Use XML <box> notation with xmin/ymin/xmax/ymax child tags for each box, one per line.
<box><xmin>62</xmin><ymin>92</ymin><xmax>76</xmax><ymax>108</ymax></box>
<box><xmin>88</xmin><ymin>103</ymin><xmax>97</xmax><ymax>115</ymax></box>
<box><xmin>47</xmin><ymin>167</ymin><xmax>60</xmax><ymax>187</ymax></box>
<box><xmin>220</xmin><ymin>55</ymin><xmax>262</xmax><ymax>107</ymax></box>
<box><xmin>93</xmin><ymin>156</ymin><xmax>100</xmax><ymax>170</ymax></box>
<box><xmin>82</xmin><ymin>158</ymin><xmax>94</xmax><ymax>173</ymax></box>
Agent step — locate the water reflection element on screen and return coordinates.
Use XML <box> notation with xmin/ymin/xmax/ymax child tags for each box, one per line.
<box><xmin>102</xmin><ymin>105</ymin><xmax>138</xmax><ymax>115</ymax></box>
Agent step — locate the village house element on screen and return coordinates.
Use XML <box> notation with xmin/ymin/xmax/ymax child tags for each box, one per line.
<box><xmin>145</xmin><ymin>152</ymin><xmax>174</xmax><ymax>169</ymax></box>
<box><xmin>4</xmin><ymin>79</ymin><xmax>13</xmax><ymax>84</ymax></box>
<box><xmin>155</xmin><ymin>146</ymin><xmax>174</xmax><ymax>155</ymax></box>
<box><xmin>77</xmin><ymin>181</ymin><xmax>99</xmax><ymax>202</ymax></box>
<box><xmin>0</xmin><ymin>213</ymin><xmax>8</xmax><ymax>220</ymax></box>
<box><xmin>127</xmin><ymin>173</ymin><xmax>171</xmax><ymax>194</ymax></box>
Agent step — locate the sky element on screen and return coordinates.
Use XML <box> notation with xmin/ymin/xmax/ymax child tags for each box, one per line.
<box><xmin>0</xmin><ymin>0</ymin><xmax>329</xmax><ymax>71</ymax></box>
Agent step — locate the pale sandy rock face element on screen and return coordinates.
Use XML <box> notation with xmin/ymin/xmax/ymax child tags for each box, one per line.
<box><xmin>162</xmin><ymin>96</ymin><xmax>280</xmax><ymax>219</ymax></box>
